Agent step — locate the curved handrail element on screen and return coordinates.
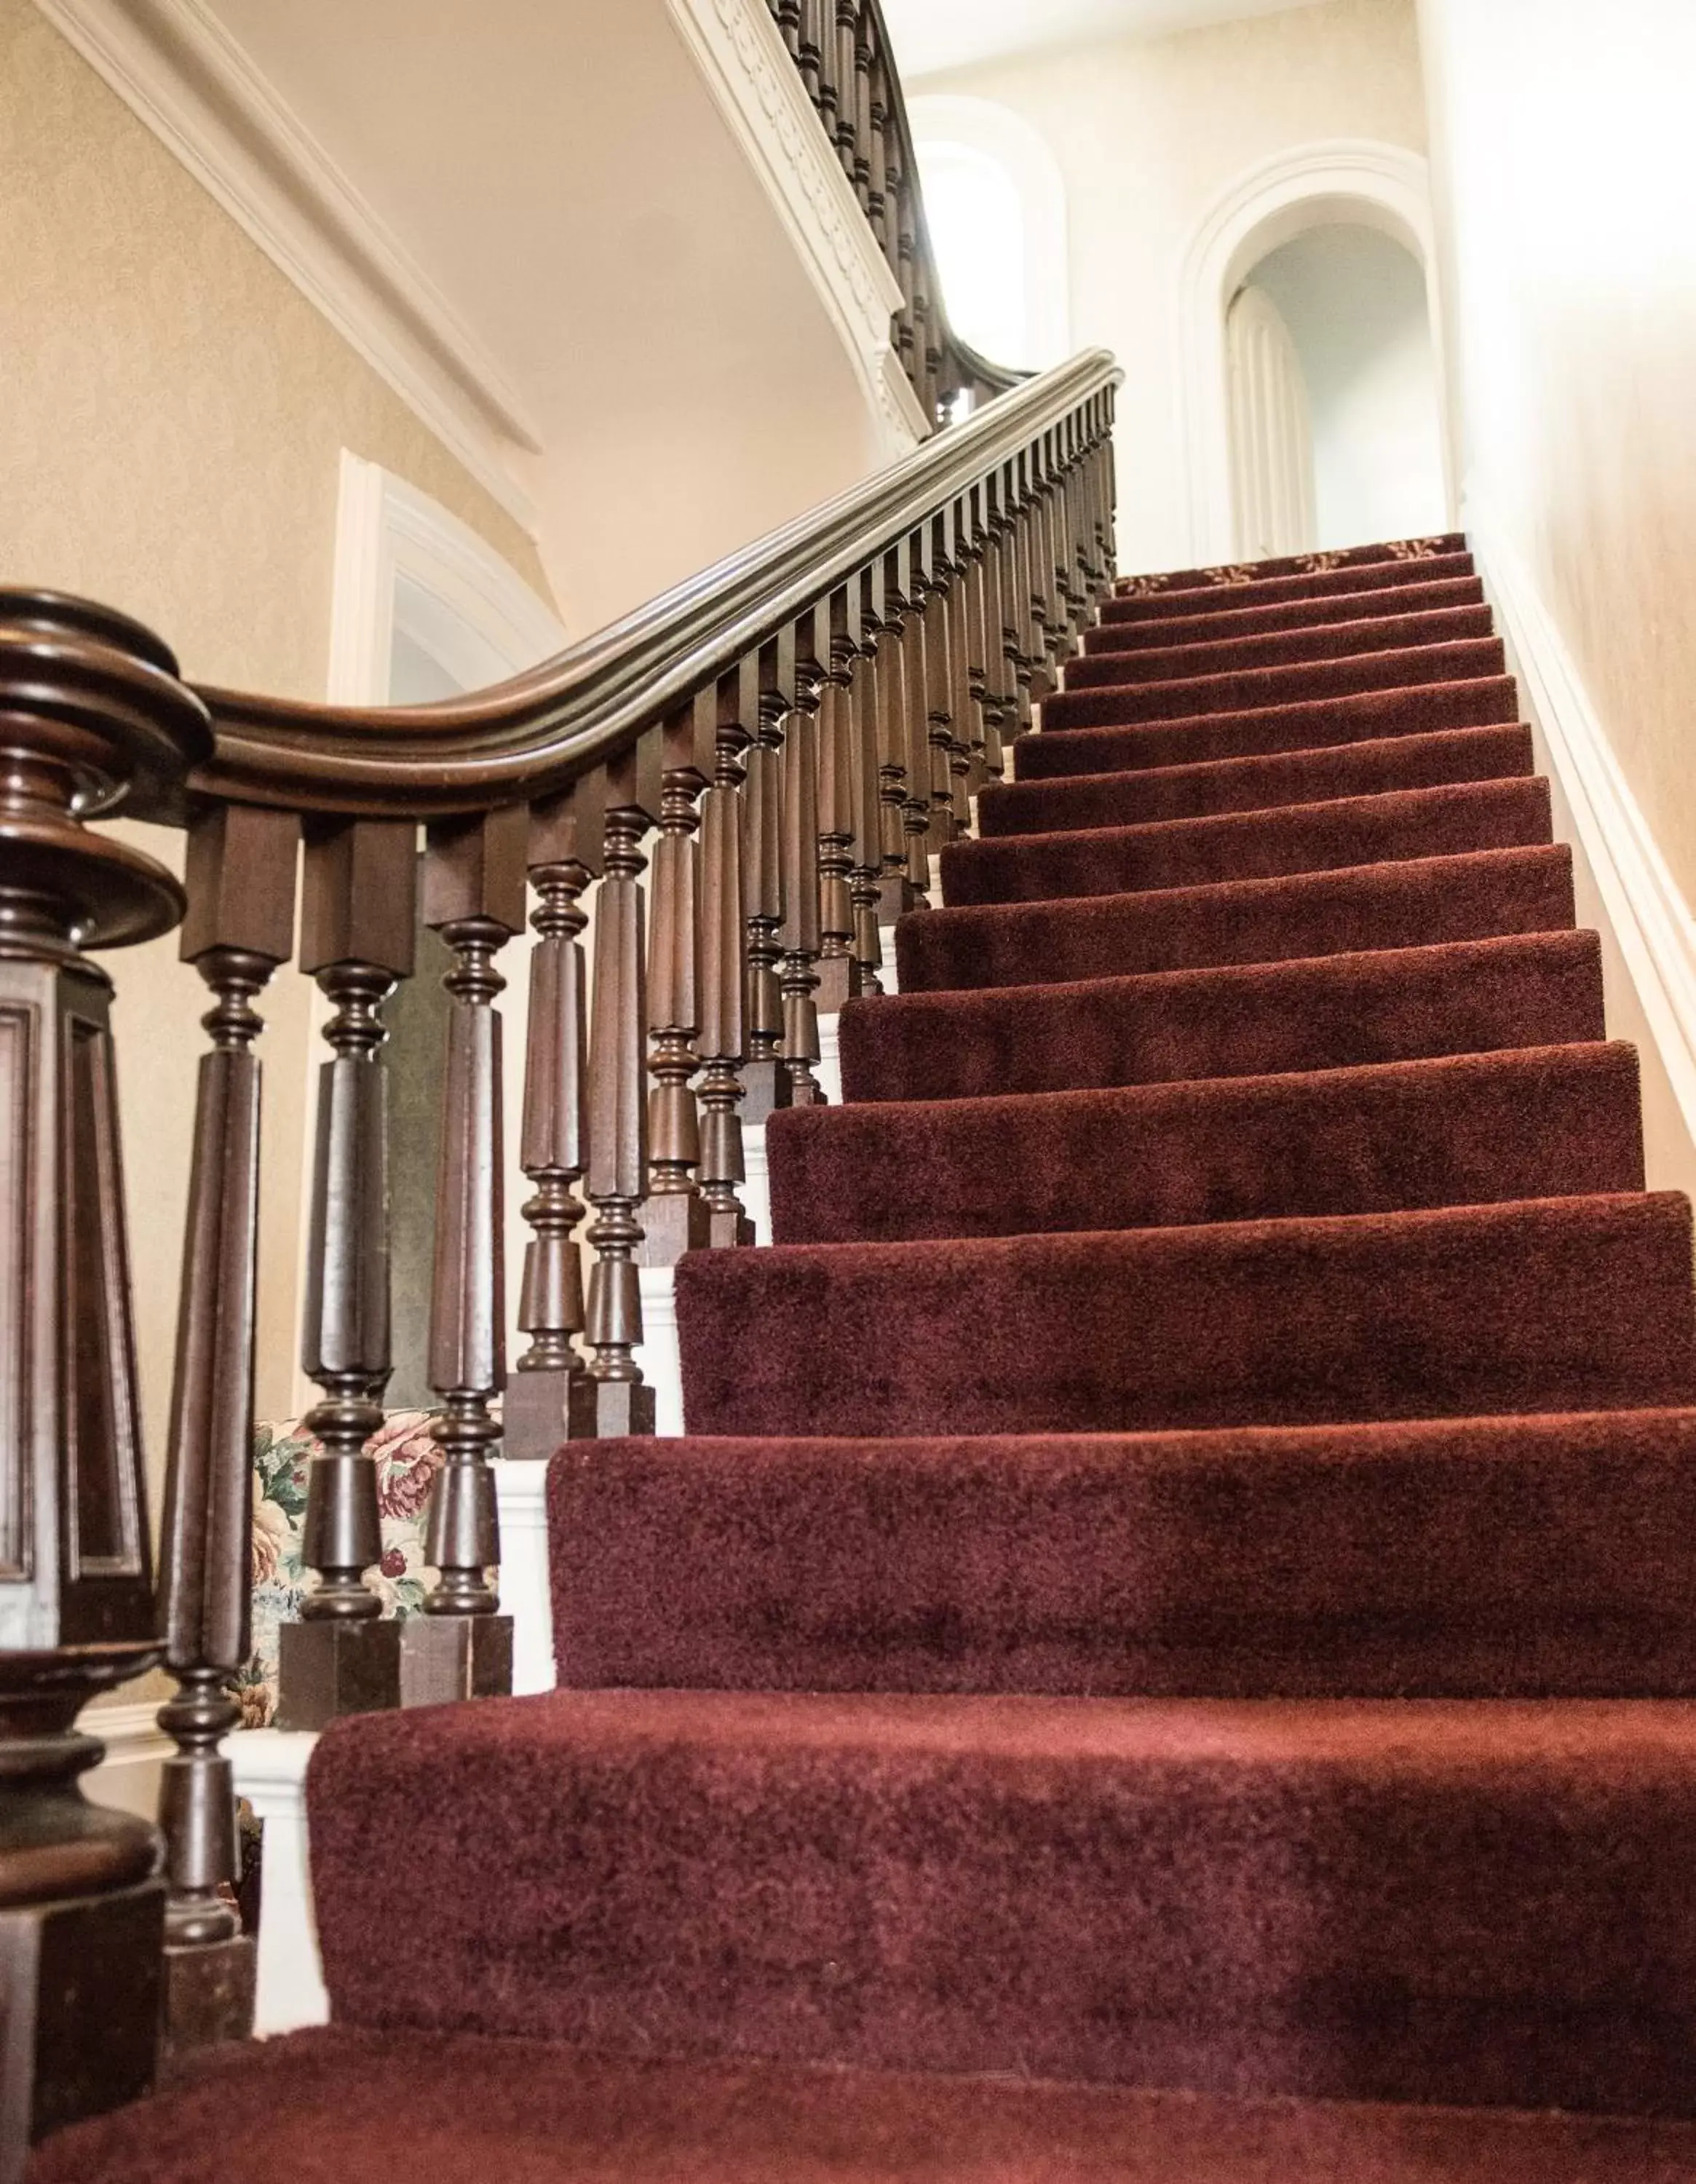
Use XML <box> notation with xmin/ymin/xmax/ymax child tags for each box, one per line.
<box><xmin>191</xmin><ymin>347</ymin><xmax>1120</xmax><ymax>820</ymax></box>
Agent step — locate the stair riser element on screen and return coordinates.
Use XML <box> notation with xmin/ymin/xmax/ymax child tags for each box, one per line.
<box><xmin>549</xmin><ymin>1414</ymin><xmax>1696</xmax><ymax>1701</ymax></box>
<box><xmin>1096</xmin><ymin>574</ymin><xmax>1485</xmax><ymax>644</ymax></box>
<box><xmin>1080</xmin><ymin>607</ymin><xmax>1495</xmax><ymax>677</ymax></box>
<box><xmin>1035</xmin><ymin>674</ymin><xmax>1518</xmax><ymax>745</ymax></box>
<box><xmin>1063</xmin><ymin>638</ymin><xmax>1507</xmax><ymax>707</ymax></box>
<box><xmin>308</xmin><ymin>1688</ymin><xmax>1696</xmax><ymax>2117</ymax></box>
<box><xmin>1109</xmin><ymin>547</ymin><xmax>1473</xmax><ymax>620</ymax></box>
<box><xmin>771</xmin><ymin>1045</ymin><xmax>1642</xmax><ymax>1243</ymax></box>
<box><xmin>897</xmin><ymin>847</ymin><xmax>1577</xmax><ymax>996</ymax></box>
<box><xmin>677</xmin><ymin>1197</ymin><xmax>1696</xmax><ymax>1440</ymax></box>
<box><xmin>942</xmin><ymin>780</ymin><xmax>1553</xmax><ymax>909</ymax></box>
<box><xmin>860</xmin><ymin>931</ymin><xmax>1604</xmax><ymax>1102</ymax></box>
<box><xmin>982</xmin><ymin>727</ymin><xmax>1534</xmax><ymax>837</ymax></box>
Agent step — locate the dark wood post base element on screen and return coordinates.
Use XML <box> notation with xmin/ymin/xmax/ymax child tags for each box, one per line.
<box><xmin>740</xmin><ymin>1056</ymin><xmax>793</xmax><ymax>1126</ymax></box>
<box><xmin>635</xmin><ymin>1190</ymin><xmax>713</xmax><ymax>1267</ymax></box>
<box><xmin>813</xmin><ymin>952</ymin><xmax>859</xmax><ymax>1015</ymax></box>
<box><xmin>568</xmin><ymin>1377</ymin><xmax>657</xmax><ymax>1439</ymax></box>
<box><xmin>275</xmin><ymin>1618</ymin><xmax>402</xmax><ymax>1731</ymax></box>
<box><xmin>503</xmin><ymin>1365</ymin><xmax>577</xmax><ymax>1461</ymax></box>
<box><xmin>400</xmin><ymin>1613</ymin><xmax>514</xmax><ymax>1710</ymax></box>
<box><xmin>707</xmin><ymin>1205</ymin><xmax>757</xmax><ymax>1250</ymax></box>
<box><xmin>162</xmin><ymin>1932</ymin><xmax>256</xmax><ymax>2061</ymax></box>
<box><xmin>877</xmin><ymin>874</ymin><xmax>923</xmax><ymax>923</ymax></box>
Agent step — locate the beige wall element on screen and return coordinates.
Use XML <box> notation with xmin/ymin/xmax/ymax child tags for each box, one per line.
<box><xmin>911</xmin><ymin>0</ymin><xmax>1427</xmax><ymax>572</ymax></box>
<box><xmin>1418</xmin><ymin>0</ymin><xmax>1696</xmax><ymax>909</ymax></box>
<box><xmin>1</xmin><ymin>0</ymin><xmax>558</xmax><ymax>1502</ymax></box>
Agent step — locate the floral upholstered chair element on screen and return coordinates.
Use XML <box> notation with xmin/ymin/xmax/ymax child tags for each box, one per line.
<box><xmin>234</xmin><ymin>1412</ymin><xmax>444</xmax><ymax>1729</ymax></box>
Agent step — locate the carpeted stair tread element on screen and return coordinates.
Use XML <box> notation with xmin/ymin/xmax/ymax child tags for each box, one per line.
<box><xmin>1096</xmin><ymin>573</ymin><xmax>1486</xmax><ymax>645</ymax></box>
<box><xmin>941</xmin><ymin>779</ymin><xmax>1553</xmax><ymax>908</ymax></box>
<box><xmin>769</xmin><ymin>1044</ymin><xmax>1641</xmax><ymax>1243</ymax></box>
<box><xmin>980</xmin><ymin>726</ymin><xmax>1533</xmax><ymax>836</ymax></box>
<box><xmin>857</xmin><ymin>932</ymin><xmax>1602</xmax><ymax>1101</ymax></box>
<box><xmin>676</xmin><ymin>1193</ymin><xmax>1696</xmax><ymax>1441</ymax></box>
<box><xmin>1111</xmin><ymin>542</ymin><xmax>1473</xmax><ymax>618</ymax></box>
<box><xmin>1079</xmin><ymin>605</ymin><xmax>1495</xmax><ymax>678</ymax></box>
<box><xmin>1063</xmin><ymin>636</ymin><xmax>1507</xmax><ymax>707</ymax></box>
<box><xmin>896</xmin><ymin>849</ymin><xmax>1577</xmax><ymax>996</ymax></box>
<box><xmin>34</xmin><ymin>2028</ymin><xmax>1696</xmax><ymax>2184</ymax></box>
<box><xmin>1037</xmin><ymin>671</ymin><xmax>1518</xmax><ymax>741</ymax></box>
<box><xmin>304</xmin><ymin>1685</ymin><xmax>1696</xmax><ymax>2114</ymax></box>
<box><xmin>548</xmin><ymin>1409</ymin><xmax>1696</xmax><ymax>1701</ymax></box>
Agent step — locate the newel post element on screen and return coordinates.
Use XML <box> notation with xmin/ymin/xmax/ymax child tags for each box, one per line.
<box><xmin>569</xmin><ymin>733</ymin><xmax>662</xmax><ymax>1440</ymax></box>
<box><xmin>0</xmin><ymin>592</ymin><xmax>210</xmax><ymax>2172</ymax></box>
<box><xmin>279</xmin><ymin>819</ymin><xmax>416</xmax><ymax>1729</ymax></box>
<box><xmin>403</xmin><ymin>805</ymin><xmax>526</xmax><ymax>1707</ymax></box>
<box><xmin>156</xmin><ymin>799</ymin><xmax>297</xmax><ymax>2055</ymax></box>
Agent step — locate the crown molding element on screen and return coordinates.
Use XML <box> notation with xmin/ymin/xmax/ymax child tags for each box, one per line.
<box><xmin>34</xmin><ymin>0</ymin><xmax>542</xmax><ymax>531</ymax></box>
<box><xmin>668</xmin><ymin>0</ymin><xmax>924</xmax><ymax>458</ymax></box>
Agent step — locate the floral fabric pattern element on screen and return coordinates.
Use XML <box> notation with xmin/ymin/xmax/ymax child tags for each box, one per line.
<box><xmin>235</xmin><ymin>1412</ymin><xmax>443</xmax><ymax>1730</ymax></box>
<box><xmin>1387</xmin><ymin>536</ymin><xmax>1449</xmax><ymax>561</ymax></box>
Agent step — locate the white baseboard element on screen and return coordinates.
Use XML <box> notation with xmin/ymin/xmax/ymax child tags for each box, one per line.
<box><xmin>1471</xmin><ymin>513</ymin><xmax>1696</xmax><ymax>1195</ymax></box>
<box><xmin>80</xmin><ymin>1700</ymin><xmax>172</xmax><ymax>1822</ymax></box>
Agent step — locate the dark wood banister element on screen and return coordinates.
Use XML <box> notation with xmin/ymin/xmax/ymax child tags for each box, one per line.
<box><xmin>189</xmin><ymin>349</ymin><xmax>1120</xmax><ymax>820</ymax></box>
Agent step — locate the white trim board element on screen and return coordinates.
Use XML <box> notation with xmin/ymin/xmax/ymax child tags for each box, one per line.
<box><xmin>667</xmin><ymin>0</ymin><xmax>931</xmax><ymax>456</ymax></box>
<box><xmin>1471</xmin><ymin>510</ymin><xmax>1696</xmax><ymax>1194</ymax></box>
<box><xmin>34</xmin><ymin>0</ymin><xmax>542</xmax><ymax>531</ymax></box>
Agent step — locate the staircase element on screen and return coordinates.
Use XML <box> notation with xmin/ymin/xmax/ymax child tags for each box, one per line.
<box><xmin>41</xmin><ymin>534</ymin><xmax>1696</xmax><ymax>2177</ymax></box>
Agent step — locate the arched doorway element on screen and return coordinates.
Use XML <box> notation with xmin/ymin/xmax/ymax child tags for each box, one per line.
<box><xmin>1179</xmin><ymin>141</ymin><xmax>1456</xmax><ymax>565</ymax></box>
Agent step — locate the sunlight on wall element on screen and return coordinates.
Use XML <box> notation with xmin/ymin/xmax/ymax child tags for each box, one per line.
<box><xmin>914</xmin><ymin>139</ymin><xmax>1030</xmax><ymax>364</ymax></box>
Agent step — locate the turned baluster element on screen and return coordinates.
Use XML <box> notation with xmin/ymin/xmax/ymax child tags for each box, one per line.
<box><xmin>899</xmin><ymin>534</ymin><xmax>937</xmax><ymax>900</ymax></box>
<box><xmin>798</xmin><ymin>0</ymin><xmax>825</xmax><ymax>108</ymax></box>
<box><xmin>986</xmin><ymin>471</ymin><xmax>1026</xmax><ymax>743</ymax></box>
<box><xmin>157</xmin><ymin>802</ymin><xmax>296</xmax><ymax>2052</ymax></box>
<box><xmin>699</xmin><ymin>666</ymin><xmax>756</xmax><ymax>1248</ymax></box>
<box><xmin>833</xmin><ymin>1</ymin><xmax>859</xmax><ymax>179</ymax></box>
<box><xmin>780</xmin><ymin>607</ymin><xmax>827</xmax><ymax>1104</ymax></box>
<box><xmin>848</xmin><ymin>563</ymin><xmax>887</xmax><ymax>994</ymax></box>
<box><xmin>850</xmin><ymin>4</ymin><xmax>873</xmax><ymax>209</ymax></box>
<box><xmin>876</xmin><ymin>542</ymin><xmax>922</xmax><ymax>921</ymax></box>
<box><xmin>773</xmin><ymin>0</ymin><xmax>801</xmax><ymax>58</ymax></box>
<box><xmin>569</xmin><ymin>733</ymin><xmax>663</xmax><ymax>1440</ymax></box>
<box><xmin>638</xmin><ymin>695</ymin><xmax>713</xmax><ymax>1265</ymax></box>
<box><xmin>404</xmin><ymin>807</ymin><xmax>526</xmax><ymax>1706</ymax></box>
<box><xmin>943</xmin><ymin>503</ymin><xmax>976</xmax><ymax>822</ymax></box>
<box><xmin>963</xmin><ymin>487</ymin><xmax>1004</xmax><ymax>784</ymax></box>
<box><xmin>0</xmin><ymin>593</ymin><xmax>211</xmax><ymax>2163</ymax></box>
<box><xmin>280</xmin><ymin>819</ymin><xmax>417</xmax><ymax>1729</ymax></box>
<box><xmin>742</xmin><ymin>628</ymin><xmax>793</xmax><ymax>1125</ymax></box>
<box><xmin>866</xmin><ymin>44</ymin><xmax>890</xmax><ymax>246</ymax></box>
<box><xmin>894</xmin><ymin>180</ymin><xmax>918</xmax><ymax>373</ymax></box>
<box><xmin>918</xmin><ymin>518</ymin><xmax>959</xmax><ymax>843</ymax></box>
<box><xmin>505</xmin><ymin>775</ymin><xmax>603</xmax><ymax>1462</ymax></box>
<box><xmin>815</xmin><ymin>587</ymin><xmax>860</xmax><ymax>1015</ymax></box>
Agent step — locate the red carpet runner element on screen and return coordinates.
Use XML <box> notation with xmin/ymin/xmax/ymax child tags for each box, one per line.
<box><xmin>43</xmin><ymin>534</ymin><xmax>1696</xmax><ymax>2179</ymax></box>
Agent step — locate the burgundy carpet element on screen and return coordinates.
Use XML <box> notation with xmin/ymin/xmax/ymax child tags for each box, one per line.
<box><xmin>46</xmin><ymin>531</ymin><xmax>1696</xmax><ymax>2177</ymax></box>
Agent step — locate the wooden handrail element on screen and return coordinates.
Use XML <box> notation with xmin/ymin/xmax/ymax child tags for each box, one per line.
<box><xmin>185</xmin><ymin>352</ymin><xmax>1118</xmax><ymax>819</ymax></box>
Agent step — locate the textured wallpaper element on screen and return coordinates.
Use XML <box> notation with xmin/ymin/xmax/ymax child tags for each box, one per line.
<box><xmin>1</xmin><ymin>0</ymin><xmax>555</xmax><ymax>1492</ymax></box>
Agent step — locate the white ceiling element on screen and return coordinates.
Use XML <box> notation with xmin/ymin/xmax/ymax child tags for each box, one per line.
<box><xmin>881</xmin><ymin>0</ymin><xmax>1328</xmax><ymax>81</ymax></box>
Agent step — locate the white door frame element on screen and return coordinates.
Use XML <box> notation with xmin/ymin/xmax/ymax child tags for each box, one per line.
<box><xmin>1176</xmin><ymin>140</ymin><xmax>1454</xmax><ymax>566</ymax></box>
<box><xmin>327</xmin><ymin>451</ymin><xmax>566</xmax><ymax>705</ymax></box>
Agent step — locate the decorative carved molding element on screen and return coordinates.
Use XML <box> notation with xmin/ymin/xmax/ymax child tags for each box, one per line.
<box><xmin>33</xmin><ymin>0</ymin><xmax>542</xmax><ymax>531</ymax></box>
<box><xmin>669</xmin><ymin>0</ymin><xmax>924</xmax><ymax>457</ymax></box>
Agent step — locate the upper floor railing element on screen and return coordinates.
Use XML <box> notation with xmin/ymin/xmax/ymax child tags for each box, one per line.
<box><xmin>765</xmin><ymin>0</ymin><xmax>1026</xmax><ymax>422</ymax></box>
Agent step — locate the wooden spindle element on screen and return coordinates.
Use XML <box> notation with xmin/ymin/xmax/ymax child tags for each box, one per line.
<box><xmin>699</xmin><ymin>666</ymin><xmax>756</xmax><ymax>1248</ymax></box>
<box><xmin>638</xmin><ymin>695</ymin><xmax>714</xmax><ymax>1265</ymax></box>
<box><xmin>157</xmin><ymin>802</ymin><xmax>296</xmax><ymax>2053</ymax></box>
<box><xmin>851</xmin><ymin>4</ymin><xmax>873</xmax><ymax>208</ymax></box>
<box><xmin>774</xmin><ymin>0</ymin><xmax>801</xmax><ymax>57</ymax></box>
<box><xmin>742</xmin><ymin>630</ymin><xmax>794</xmax><ymax>1125</ymax></box>
<box><xmin>404</xmin><ymin>806</ymin><xmax>526</xmax><ymax>1706</ymax></box>
<box><xmin>780</xmin><ymin>607</ymin><xmax>827</xmax><ymax>1104</ymax></box>
<box><xmin>798</xmin><ymin>0</ymin><xmax>824</xmax><ymax>106</ymax></box>
<box><xmin>0</xmin><ymin>592</ymin><xmax>210</xmax><ymax>2164</ymax></box>
<box><xmin>848</xmin><ymin>562</ymin><xmax>887</xmax><ymax>994</ymax></box>
<box><xmin>875</xmin><ymin>542</ymin><xmax>921</xmax><ymax>922</ymax></box>
<box><xmin>280</xmin><ymin>818</ymin><xmax>417</xmax><ymax>1729</ymax></box>
<box><xmin>919</xmin><ymin>518</ymin><xmax>959</xmax><ymax>844</ymax></box>
<box><xmin>505</xmin><ymin>775</ymin><xmax>603</xmax><ymax>1462</ymax></box>
<box><xmin>898</xmin><ymin>534</ymin><xmax>936</xmax><ymax>901</ymax></box>
<box><xmin>866</xmin><ymin>46</ymin><xmax>890</xmax><ymax>246</ymax></box>
<box><xmin>815</xmin><ymin>586</ymin><xmax>860</xmax><ymax>1016</ymax></box>
<box><xmin>569</xmin><ymin>733</ymin><xmax>662</xmax><ymax>1440</ymax></box>
<box><xmin>833</xmin><ymin>0</ymin><xmax>859</xmax><ymax>178</ymax></box>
